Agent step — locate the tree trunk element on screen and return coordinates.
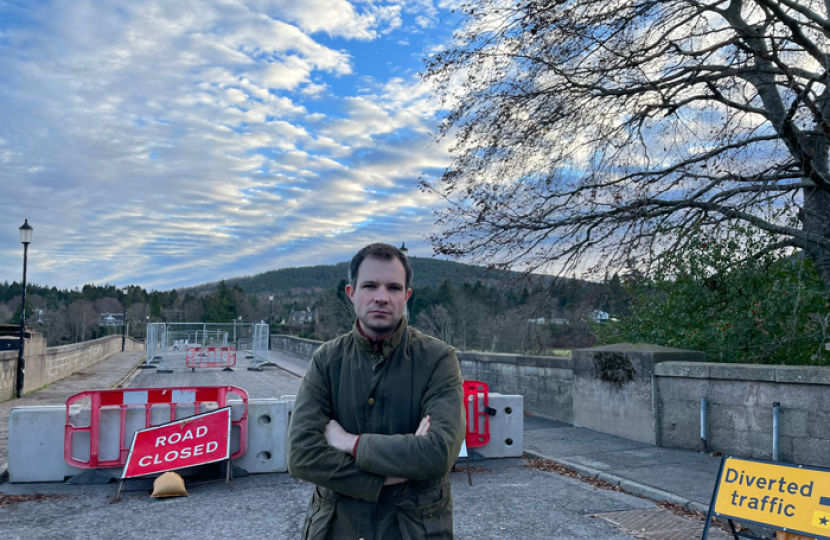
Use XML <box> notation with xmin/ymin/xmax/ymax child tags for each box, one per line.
<box><xmin>801</xmin><ymin>187</ymin><xmax>830</xmax><ymax>290</ymax></box>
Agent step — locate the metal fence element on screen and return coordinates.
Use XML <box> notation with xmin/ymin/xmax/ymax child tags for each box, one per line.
<box><xmin>144</xmin><ymin>323</ymin><xmax>166</xmax><ymax>364</ymax></box>
<box><xmin>144</xmin><ymin>321</ymin><xmax>262</xmax><ymax>372</ymax></box>
<box><xmin>194</xmin><ymin>329</ymin><xmax>228</xmax><ymax>348</ymax></box>
<box><xmin>251</xmin><ymin>323</ymin><xmax>269</xmax><ymax>363</ymax></box>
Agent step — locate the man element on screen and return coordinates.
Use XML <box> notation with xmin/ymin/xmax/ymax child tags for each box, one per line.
<box><xmin>288</xmin><ymin>243</ymin><xmax>466</xmax><ymax>539</ymax></box>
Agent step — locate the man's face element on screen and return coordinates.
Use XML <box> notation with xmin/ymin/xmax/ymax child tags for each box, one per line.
<box><xmin>345</xmin><ymin>256</ymin><xmax>412</xmax><ymax>339</ymax></box>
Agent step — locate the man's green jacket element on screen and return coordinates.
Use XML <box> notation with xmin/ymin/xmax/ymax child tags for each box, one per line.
<box><xmin>287</xmin><ymin>319</ymin><xmax>466</xmax><ymax>539</ymax></box>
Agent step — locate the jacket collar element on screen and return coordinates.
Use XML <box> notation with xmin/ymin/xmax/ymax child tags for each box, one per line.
<box><xmin>353</xmin><ymin>317</ymin><xmax>408</xmax><ymax>358</ymax></box>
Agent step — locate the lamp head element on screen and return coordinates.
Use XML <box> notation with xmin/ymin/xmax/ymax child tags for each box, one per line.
<box><xmin>19</xmin><ymin>219</ymin><xmax>33</xmax><ymax>245</ymax></box>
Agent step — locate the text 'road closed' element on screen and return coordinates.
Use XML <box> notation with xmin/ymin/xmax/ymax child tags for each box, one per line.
<box><xmin>713</xmin><ymin>457</ymin><xmax>830</xmax><ymax>540</ymax></box>
<box><xmin>122</xmin><ymin>407</ymin><xmax>232</xmax><ymax>479</ymax></box>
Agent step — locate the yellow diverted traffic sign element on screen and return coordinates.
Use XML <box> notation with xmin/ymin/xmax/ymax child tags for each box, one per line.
<box><xmin>711</xmin><ymin>457</ymin><xmax>830</xmax><ymax>539</ymax></box>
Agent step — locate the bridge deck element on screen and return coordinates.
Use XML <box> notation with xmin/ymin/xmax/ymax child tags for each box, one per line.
<box><xmin>127</xmin><ymin>349</ymin><xmax>306</xmax><ymax>398</ymax></box>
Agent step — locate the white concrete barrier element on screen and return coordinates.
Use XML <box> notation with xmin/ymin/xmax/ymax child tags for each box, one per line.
<box><xmin>8</xmin><ymin>406</ymin><xmax>87</xmax><ymax>483</ymax></box>
<box><xmin>280</xmin><ymin>395</ymin><xmax>296</xmax><ymax>414</ymax></box>
<box><xmin>231</xmin><ymin>399</ymin><xmax>289</xmax><ymax>474</ymax></box>
<box><xmin>473</xmin><ymin>394</ymin><xmax>524</xmax><ymax>459</ymax></box>
<box><xmin>8</xmin><ymin>393</ymin><xmax>522</xmax><ymax>483</ymax></box>
<box><xmin>9</xmin><ymin>399</ymin><xmax>290</xmax><ymax>483</ymax></box>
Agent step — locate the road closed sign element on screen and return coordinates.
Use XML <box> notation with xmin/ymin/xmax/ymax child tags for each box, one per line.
<box><xmin>711</xmin><ymin>456</ymin><xmax>830</xmax><ymax>539</ymax></box>
<box><xmin>122</xmin><ymin>407</ymin><xmax>232</xmax><ymax>479</ymax></box>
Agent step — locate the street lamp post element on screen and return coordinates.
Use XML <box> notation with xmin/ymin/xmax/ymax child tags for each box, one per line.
<box><xmin>16</xmin><ymin>219</ymin><xmax>33</xmax><ymax>399</ymax></box>
<box><xmin>269</xmin><ymin>294</ymin><xmax>274</xmax><ymax>325</ymax></box>
<box><xmin>233</xmin><ymin>315</ymin><xmax>242</xmax><ymax>343</ymax></box>
<box><xmin>121</xmin><ymin>287</ymin><xmax>128</xmax><ymax>351</ymax></box>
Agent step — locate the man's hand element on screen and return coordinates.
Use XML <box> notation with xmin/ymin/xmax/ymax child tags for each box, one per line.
<box><xmin>415</xmin><ymin>415</ymin><xmax>431</xmax><ymax>436</ymax></box>
<box><xmin>325</xmin><ymin>419</ymin><xmax>359</xmax><ymax>454</ymax></box>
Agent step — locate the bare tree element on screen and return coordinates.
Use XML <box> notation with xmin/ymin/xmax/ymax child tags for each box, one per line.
<box><xmin>0</xmin><ymin>303</ymin><xmax>12</xmax><ymax>324</ymax></box>
<box><xmin>94</xmin><ymin>297</ymin><xmax>123</xmax><ymax>315</ymax></box>
<box><xmin>423</xmin><ymin>0</ymin><xmax>830</xmax><ymax>285</ymax></box>
<box><xmin>27</xmin><ymin>294</ymin><xmax>46</xmax><ymax>312</ymax></box>
<box><xmin>36</xmin><ymin>303</ymin><xmax>71</xmax><ymax>346</ymax></box>
<box><xmin>68</xmin><ymin>300</ymin><xmax>97</xmax><ymax>342</ymax></box>
<box><xmin>416</xmin><ymin>304</ymin><xmax>455</xmax><ymax>345</ymax></box>
<box><xmin>127</xmin><ymin>303</ymin><xmax>150</xmax><ymax>338</ymax></box>
<box><xmin>181</xmin><ymin>296</ymin><xmax>204</xmax><ymax>323</ymax></box>
<box><xmin>315</xmin><ymin>284</ymin><xmax>355</xmax><ymax>341</ymax></box>
<box><xmin>452</xmin><ymin>286</ymin><xmax>506</xmax><ymax>351</ymax></box>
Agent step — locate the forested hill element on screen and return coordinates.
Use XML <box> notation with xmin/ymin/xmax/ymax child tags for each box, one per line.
<box><xmin>184</xmin><ymin>257</ymin><xmax>549</xmax><ymax>295</ymax></box>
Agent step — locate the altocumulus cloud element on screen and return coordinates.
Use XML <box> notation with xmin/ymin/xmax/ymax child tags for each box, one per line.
<box><xmin>0</xmin><ymin>0</ymin><xmax>457</xmax><ymax>290</ymax></box>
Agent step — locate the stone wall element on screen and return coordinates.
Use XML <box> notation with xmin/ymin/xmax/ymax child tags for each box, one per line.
<box><xmin>655</xmin><ymin>362</ymin><xmax>830</xmax><ymax>468</ymax></box>
<box><xmin>0</xmin><ymin>350</ymin><xmax>16</xmax><ymax>402</ymax></box>
<box><xmin>572</xmin><ymin>344</ymin><xmax>705</xmax><ymax>445</ymax></box>
<box><xmin>458</xmin><ymin>351</ymin><xmax>573</xmax><ymax>423</ymax></box>
<box><xmin>266</xmin><ymin>336</ymin><xmax>575</xmax><ymax>421</ymax></box>
<box><xmin>269</xmin><ymin>334</ymin><xmax>320</xmax><ymax>361</ymax></box>
<box><xmin>0</xmin><ymin>334</ymin><xmax>144</xmax><ymax>402</ymax></box>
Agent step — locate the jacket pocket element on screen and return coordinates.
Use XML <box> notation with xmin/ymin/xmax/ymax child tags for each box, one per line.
<box><xmin>302</xmin><ymin>487</ymin><xmax>339</xmax><ymax>540</ymax></box>
<box><xmin>394</xmin><ymin>483</ymin><xmax>453</xmax><ymax>539</ymax></box>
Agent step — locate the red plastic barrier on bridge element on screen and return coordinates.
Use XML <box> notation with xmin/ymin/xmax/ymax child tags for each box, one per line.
<box><xmin>185</xmin><ymin>346</ymin><xmax>237</xmax><ymax>370</ymax></box>
<box><xmin>65</xmin><ymin>386</ymin><xmax>248</xmax><ymax>469</ymax></box>
<box><xmin>464</xmin><ymin>380</ymin><xmax>491</xmax><ymax>448</ymax></box>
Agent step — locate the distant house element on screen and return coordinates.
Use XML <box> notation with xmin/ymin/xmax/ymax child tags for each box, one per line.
<box><xmin>289</xmin><ymin>309</ymin><xmax>317</xmax><ymax>329</ymax></box>
<box><xmin>590</xmin><ymin>310</ymin><xmax>612</xmax><ymax>324</ymax></box>
<box><xmin>529</xmin><ymin>316</ymin><xmax>570</xmax><ymax>325</ymax></box>
<box><xmin>99</xmin><ymin>312</ymin><xmax>125</xmax><ymax>326</ymax></box>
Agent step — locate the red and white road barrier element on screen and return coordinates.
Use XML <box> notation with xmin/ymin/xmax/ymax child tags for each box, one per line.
<box><xmin>186</xmin><ymin>346</ymin><xmax>237</xmax><ymax>370</ymax></box>
<box><xmin>64</xmin><ymin>386</ymin><xmax>248</xmax><ymax>470</ymax></box>
<box><xmin>464</xmin><ymin>380</ymin><xmax>493</xmax><ymax>449</ymax></box>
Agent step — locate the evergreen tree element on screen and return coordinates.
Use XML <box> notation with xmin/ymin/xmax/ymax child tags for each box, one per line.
<box><xmin>150</xmin><ymin>294</ymin><xmax>163</xmax><ymax>319</ymax></box>
<box><xmin>605</xmin><ymin>273</ymin><xmax>631</xmax><ymax>317</ymax></box>
<box><xmin>10</xmin><ymin>301</ymin><xmax>34</xmax><ymax>326</ymax></box>
<box><xmin>202</xmin><ymin>281</ymin><xmax>237</xmax><ymax>322</ymax></box>
<box><xmin>597</xmin><ymin>228</ymin><xmax>830</xmax><ymax>365</ymax></box>
<box><xmin>437</xmin><ymin>280</ymin><xmax>455</xmax><ymax>307</ymax></box>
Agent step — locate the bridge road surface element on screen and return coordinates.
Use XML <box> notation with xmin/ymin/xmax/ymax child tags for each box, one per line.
<box><xmin>1</xmin><ymin>348</ymin><xmax>734</xmax><ymax>539</ymax></box>
<box><xmin>124</xmin><ymin>348</ymin><xmax>309</xmax><ymax>397</ymax></box>
<box><xmin>1</xmin><ymin>456</ymin><xmax>672</xmax><ymax>539</ymax></box>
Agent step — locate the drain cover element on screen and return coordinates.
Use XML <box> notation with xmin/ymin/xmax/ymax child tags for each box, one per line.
<box><xmin>593</xmin><ymin>508</ymin><xmax>733</xmax><ymax>540</ymax></box>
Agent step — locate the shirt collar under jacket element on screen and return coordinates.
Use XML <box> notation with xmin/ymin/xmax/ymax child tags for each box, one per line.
<box><xmin>353</xmin><ymin>317</ymin><xmax>407</xmax><ymax>358</ymax></box>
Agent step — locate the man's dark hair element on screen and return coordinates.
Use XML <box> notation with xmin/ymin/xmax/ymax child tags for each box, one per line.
<box><xmin>349</xmin><ymin>243</ymin><xmax>414</xmax><ymax>290</ymax></box>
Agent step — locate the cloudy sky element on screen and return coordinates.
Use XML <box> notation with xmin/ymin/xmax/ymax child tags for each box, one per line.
<box><xmin>0</xmin><ymin>0</ymin><xmax>461</xmax><ymax>291</ymax></box>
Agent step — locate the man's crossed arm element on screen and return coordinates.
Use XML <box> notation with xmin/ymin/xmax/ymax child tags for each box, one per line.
<box><xmin>324</xmin><ymin>416</ymin><xmax>431</xmax><ymax>486</ymax></box>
